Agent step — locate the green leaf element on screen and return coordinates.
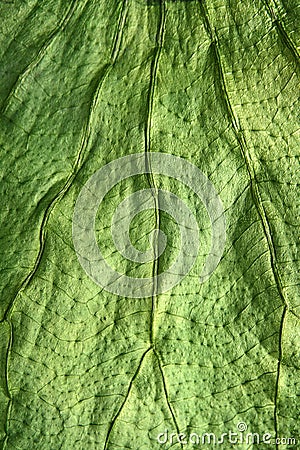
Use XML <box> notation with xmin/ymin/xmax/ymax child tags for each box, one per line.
<box><xmin>0</xmin><ymin>0</ymin><xmax>299</xmax><ymax>448</ymax></box>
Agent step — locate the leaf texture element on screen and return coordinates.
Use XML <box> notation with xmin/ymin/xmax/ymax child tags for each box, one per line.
<box><xmin>0</xmin><ymin>0</ymin><xmax>299</xmax><ymax>449</ymax></box>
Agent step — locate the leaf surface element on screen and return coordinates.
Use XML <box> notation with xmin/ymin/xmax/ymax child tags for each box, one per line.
<box><xmin>0</xmin><ymin>0</ymin><xmax>299</xmax><ymax>448</ymax></box>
